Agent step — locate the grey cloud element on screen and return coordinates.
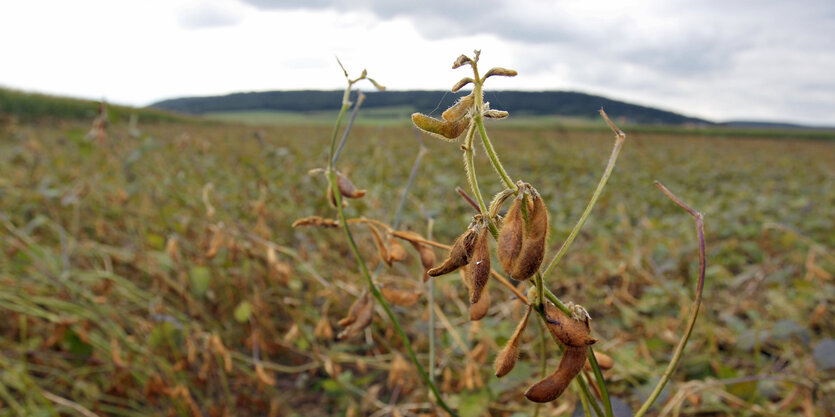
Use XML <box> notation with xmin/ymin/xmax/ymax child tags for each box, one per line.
<box><xmin>236</xmin><ymin>0</ymin><xmax>835</xmax><ymax>124</ymax></box>
<box><xmin>179</xmin><ymin>2</ymin><xmax>244</xmax><ymax>29</ymax></box>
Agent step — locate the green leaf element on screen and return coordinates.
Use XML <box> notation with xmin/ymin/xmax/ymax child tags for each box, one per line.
<box><xmin>189</xmin><ymin>266</ymin><xmax>211</xmax><ymax>297</ymax></box>
<box><xmin>234</xmin><ymin>301</ymin><xmax>253</xmax><ymax>323</ymax></box>
<box><xmin>459</xmin><ymin>390</ymin><xmax>490</xmax><ymax>417</ymax></box>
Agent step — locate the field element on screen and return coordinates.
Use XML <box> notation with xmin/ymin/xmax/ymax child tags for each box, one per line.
<box><xmin>0</xmin><ymin>114</ymin><xmax>833</xmax><ymax>416</ymax></box>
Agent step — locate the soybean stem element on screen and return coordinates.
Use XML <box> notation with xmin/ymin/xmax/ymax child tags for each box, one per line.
<box><xmin>634</xmin><ymin>182</ymin><xmax>706</xmax><ymax>417</ymax></box>
<box><xmin>541</xmin><ymin>110</ymin><xmax>625</xmax><ymax>279</ymax></box>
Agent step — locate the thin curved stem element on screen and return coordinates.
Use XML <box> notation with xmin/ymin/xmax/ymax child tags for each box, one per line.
<box><xmin>462</xmin><ymin>122</ymin><xmax>499</xmax><ymax>237</ymax></box>
<box><xmin>541</xmin><ymin>110</ymin><xmax>626</xmax><ymax>279</ymax></box>
<box><xmin>634</xmin><ymin>182</ymin><xmax>706</xmax><ymax>417</ymax></box>
<box><xmin>475</xmin><ymin>117</ymin><xmax>516</xmax><ymax>190</ymax></box>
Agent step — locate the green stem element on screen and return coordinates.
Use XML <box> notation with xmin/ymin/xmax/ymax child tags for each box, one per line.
<box><xmin>462</xmin><ymin>123</ymin><xmax>499</xmax><ymax>237</ymax></box>
<box><xmin>328</xmin><ymin>102</ymin><xmax>351</xmax><ymax>162</ymax></box>
<box><xmin>634</xmin><ymin>182</ymin><xmax>706</xmax><ymax>417</ymax></box>
<box><xmin>474</xmin><ymin>117</ymin><xmax>516</xmax><ymax>190</ymax></box>
<box><xmin>326</xmin><ymin>95</ymin><xmax>457</xmax><ymax>415</ymax></box>
<box><xmin>328</xmin><ymin>171</ymin><xmax>457</xmax><ymax>416</ymax></box>
<box><xmin>427</xmin><ymin>221</ymin><xmax>436</xmax><ymax>388</ymax></box>
<box><xmin>471</xmin><ymin>60</ymin><xmax>516</xmax><ymax>192</ymax></box>
<box><xmin>588</xmin><ymin>347</ymin><xmax>614</xmax><ymax>417</ymax></box>
<box><xmin>533</xmin><ymin>318</ymin><xmax>547</xmax><ymax>417</ymax></box>
<box><xmin>576</xmin><ymin>375</ymin><xmax>605</xmax><ymax>417</ymax></box>
<box><xmin>541</xmin><ymin>114</ymin><xmax>625</xmax><ymax>279</ymax></box>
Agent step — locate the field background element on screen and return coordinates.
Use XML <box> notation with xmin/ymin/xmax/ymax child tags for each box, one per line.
<box><xmin>0</xmin><ymin>109</ymin><xmax>833</xmax><ymax>416</ymax></box>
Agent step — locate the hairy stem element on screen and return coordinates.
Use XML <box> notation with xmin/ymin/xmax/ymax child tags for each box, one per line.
<box><xmin>471</xmin><ymin>59</ymin><xmax>516</xmax><ymax>191</ymax></box>
<box><xmin>462</xmin><ymin>122</ymin><xmax>499</xmax><ymax>237</ymax></box>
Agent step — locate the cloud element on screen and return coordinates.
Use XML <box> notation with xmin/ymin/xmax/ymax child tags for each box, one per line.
<box><xmin>178</xmin><ymin>0</ymin><xmax>245</xmax><ymax>29</ymax></box>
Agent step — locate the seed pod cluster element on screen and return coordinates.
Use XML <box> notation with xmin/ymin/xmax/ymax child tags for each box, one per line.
<box><xmin>497</xmin><ymin>186</ymin><xmax>549</xmax><ymax>280</ymax></box>
<box><xmin>428</xmin><ymin>219</ymin><xmax>492</xmax><ymax>320</ymax></box>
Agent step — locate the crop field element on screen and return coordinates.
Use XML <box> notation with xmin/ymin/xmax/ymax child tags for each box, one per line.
<box><xmin>0</xmin><ymin>115</ymin><xmax>833</xmax><ymax>416</ymax></box>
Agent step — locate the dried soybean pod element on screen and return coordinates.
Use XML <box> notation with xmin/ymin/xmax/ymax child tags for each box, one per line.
<box><xmin>585</xmin><ymin>351</ymin><xmax>614</xmax><ymax>371</ymax></box>
<box><xmin>543</xmin><ymin>301</ymin><xmax>596</xmax><ymax>348</ymax></box>
<box><xmin>380</xmin><ymin>286</ymin><xmax>421</xmax><ymax>307</ymax></box>
<box><xmin>524</xmin><ymin>346</ymin><xmax>587</xmax><ymax>403</ymax></box>
<box><xmin>326</xmin><ymin>182</ymin><xmax>345</xmax><ymax>208</ymax></box>
<box><xmin>338</xmin><ymin>293</ymin><xmax>374</xmax><ymax>340</ymax></box>
<box><xmin>366</xmin><ymin>225</ymin><xmax>391</xmax><ymax>267</ymax></box>
<box><xmin>411</xmin><ymin>113</ymin><xmax>471</xmax><ymax>141</ymax></box>
<box><xmin>468</xmin><ymin>230</ymin><xmax>491</xmax><ymax>305</ymax></box>
<box><xmin>397</xmin><ymin>231</ymin><xmax>436</xmax><ymax>281</ymax></box>
<box><xmin>511</xmin><ymin>192</ymin><xmax>548</xmax><ymax>280</ymax></box>
<box><xmin>387</xmin><ymin>236</ymin><xmax>408</xmax><ymax>263</ymax></box>
<box><xmin>469</xmin><ymin>285</ymin><xmax>490</xmax><ymax>321</ymax></box>
<box><xmin>442</xmin><ymin>94</ymin><xmax>474</xmax><ymax>121</ymax></box>
<box><xmin>497</xmin><ymin>196</ymin><xmax>524</xmax><ymax>276</ymax></box>
<box><xmin>495</xmin><ymin>306</ymin><xmax>531</xmax><ymax>377</ymax></box>
<box><xmin>427</xmin><ymin>228</ymin><xmax>478</xmax><ymax>277</ymax></box>
<box><xmin>336</xmin><ymin>171</ymin><xmax>366</xmax><ymax>199</ymax></box>
<box><xmin>338</xmin><ymin>292</ymin><xmax>370</xmax><ymax>327</ymax></box>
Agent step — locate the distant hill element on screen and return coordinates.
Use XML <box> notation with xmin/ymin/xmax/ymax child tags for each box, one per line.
<box><xmin>0</xmin><ymin>87</ymin><xmax>188</xmax><ymax>124</ymax></box>
<box><xmin>151</xmin><ymin>90</ymin><xmax>712</xmax><ymax>126</ymax></box>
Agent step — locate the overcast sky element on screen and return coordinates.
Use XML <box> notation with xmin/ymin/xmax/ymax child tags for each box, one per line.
<box><xmin>2</xmin><ymin>0</ymin><xmax>834</xmax><ymax>125</ymax></box>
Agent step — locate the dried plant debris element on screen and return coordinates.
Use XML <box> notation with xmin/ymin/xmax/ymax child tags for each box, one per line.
<box><xmin>337</xmin><ymin>292</ymin><xmax>374</xmax><ymax>340</ymax></box>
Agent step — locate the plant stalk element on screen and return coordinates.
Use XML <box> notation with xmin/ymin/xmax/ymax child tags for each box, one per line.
<box><xmin>541</xmin><ymin>110</ymin><xmax>626</xmax><ymax>279</ymax></box>
<box><xmin>634</xmin><ymin>182</ymin><xmax>706</xmax><ymax>417</ymax></box>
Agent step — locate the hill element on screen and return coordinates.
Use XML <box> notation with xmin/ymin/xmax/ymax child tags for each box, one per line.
<box><xmin>151</xmin><ymin>90</ymin><xmax>712</xmax><ymax>126</ymax></box>
<box><xmin>0</xmin><ymin>87</ymin><xmax>189</xmax><ymax>124</ymax></box>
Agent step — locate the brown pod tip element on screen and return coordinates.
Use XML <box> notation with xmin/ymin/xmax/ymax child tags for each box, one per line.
<box><xmin>468</xmin><ymin>285</ymin><xmax>490</xmax><ymax>321</ymax></box>
<box><xmin>524</xmin><ymin>346</ymin><xmax>587</xmax><ymax>403</ymax></box>
<box><xmin>427</xmin><ymin>228</ymin><xmax>477</xmax><ymax>277</ymax></box>
<box><xmin>387</xmin><ymin>237</ymin><xmax>408</xmax><ymax>263</ymax></box>
<box><xmin>494</xmin><ymin>307</ymin><xmax>531</xmax><ymax>377</ymax></box>
<box><xmin>336</xmin><ymin>172</ymin><xmax>366</xmax><ymax>199</ymax></box>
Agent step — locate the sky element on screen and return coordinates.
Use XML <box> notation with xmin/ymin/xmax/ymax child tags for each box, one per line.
<box><xmin>2</xmin><ymin>0</ymin><xmax>834</xmax><ymax>125</ymax></box>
